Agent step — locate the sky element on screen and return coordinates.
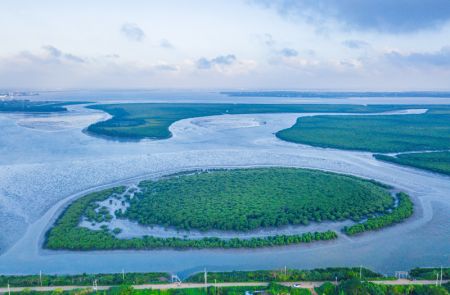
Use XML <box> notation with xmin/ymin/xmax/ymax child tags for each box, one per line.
<box><xmin>1</xmin><ymin>0</ymin><xmax>450</xmax><ymax>90</ymax></box>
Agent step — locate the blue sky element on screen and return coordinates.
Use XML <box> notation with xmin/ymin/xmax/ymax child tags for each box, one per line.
<box><xmin>1</xmin><ymin>0</ymin><xmax>450</xmax><ymax>90</ymax></box>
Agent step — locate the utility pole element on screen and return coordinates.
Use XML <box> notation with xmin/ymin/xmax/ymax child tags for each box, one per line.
<box><xmin>39</xmin><ymin>270</ymin><xmax>42</xmax><ymax>287</ymax></box>
<box><xmin>215</xmin><ymin>279</ymin><xmax>217</xmax><ymax>295</ymax></box>
<box><xmin>93</xmin><ymin>279</ymin><xmax>98</xmax><ymax>292</ymax></box>
<box><xmin>436</xmin><ymin>273</ymin><xmax>439</xmax><ymax>286</ymax></box>
<box><xmin>122</xmin><ymin>269</ymin><xmax>125</xmax><ymax>282</ymax></box>
<box><xmin>284</xmin><ymin>266</ymin><xmax>287</xmax><ymax>277</ymax></box>
<box><xmin>440</xmin><ymin>266</ymin><xmax>443</xmax><ymax>286</ymax></box>
<box><xmin>204</xmin><ymin>268</ymin><xmax>207</xmax><ymax>294</ymax></box>
<box><xmin>7</xmin><ymin>281</ymin><xmax>10</xmax><ymax>295</ymax></box>
<box><xmin>359</xmin><ymin>265</ymin><xmax>362</xmax><ymax>280</ymax></box>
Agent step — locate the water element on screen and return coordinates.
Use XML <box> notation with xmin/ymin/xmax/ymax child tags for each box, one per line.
<box><xmin>0</xmin><ymin>91</ymin><xmax>449</xmax><ymax>276</ymax></box>
<box><xmin>15</xmin><ymin>89</ymin><xmax>450</xmax><ymax>104</ymax></box>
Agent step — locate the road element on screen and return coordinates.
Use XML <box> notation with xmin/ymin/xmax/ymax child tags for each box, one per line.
<box><xmin>1</xmin><ymin>282</ymin><xmax>268</xmax><ymax>293</ymax></box>
<box><xmin>1</xmin><ymin>279</ymin><xmax>448</xmax><ymax>294</ymax></box>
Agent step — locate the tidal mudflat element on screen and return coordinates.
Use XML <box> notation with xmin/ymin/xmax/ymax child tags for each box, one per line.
<box><xmin>0</xmin><ymin>102</ymin><xmax>449</xmax><ymax>276</ymax></box>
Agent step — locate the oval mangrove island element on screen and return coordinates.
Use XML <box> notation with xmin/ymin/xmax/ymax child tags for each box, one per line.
<box><xmin>44</xmin><ymin>168</ymin><xmax>413</xmax><ymax>250</ymax></box>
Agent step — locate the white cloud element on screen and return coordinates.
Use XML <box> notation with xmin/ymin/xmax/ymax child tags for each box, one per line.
<box><xmin>160</xmin><ymin>39</ymin><xmax>174</xmax><ymax>49</ymax></box>
<box><xmin>120</xmin><ymin>23</ymin><xmax>145</xmax><ymax>42</ymax></box>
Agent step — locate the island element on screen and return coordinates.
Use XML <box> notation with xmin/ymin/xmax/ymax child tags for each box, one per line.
<box><xmin>44</xmin><ymin>168</ymin><xmax>413</xmax><ymax>250</ymax></box>
<box><xmin>275</xmin><ymin>106</ymin><xmax>450</xmax><ymax>175</ymax></box>
<box><xmin>85</xmin><ymin>103</ymin><xmax>412</xmax><ymax>140</ymax></box>
<box><xmin>83</xmin><ymin>103</ymin><xmax>450</xmax><ymax>176</ymax></box>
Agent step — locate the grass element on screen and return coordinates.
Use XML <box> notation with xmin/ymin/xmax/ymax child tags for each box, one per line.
<box><xmin>86</xmin><ymin>103</ymin><xmax>413</xmax><ymax>140</ymax></box>
<box><xmin>124</xmin><ymin>168</ymin><xmax>395</xmax><ymax>231</ymax></box>
<box><xmin>276</xmin><ymin>107</ymin><xmax>450</xmax><ymax>153</ymax></box>
<box><xmin>374</xmin><ymin>151</ymin><xmax>450</xmax><ymax>176</ymax></box>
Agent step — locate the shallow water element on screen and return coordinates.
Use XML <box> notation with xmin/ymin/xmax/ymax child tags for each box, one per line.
<box><xmin>0</xmin><ymin>92</ymin><xmax>449</xmax><ymax>276</ymax></box>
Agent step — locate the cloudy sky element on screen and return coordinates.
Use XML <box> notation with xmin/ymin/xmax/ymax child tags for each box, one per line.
<box><xmin>1</xmin><ymin>0</ymin><xmax>450</xmax><ymax>90</ymax></box>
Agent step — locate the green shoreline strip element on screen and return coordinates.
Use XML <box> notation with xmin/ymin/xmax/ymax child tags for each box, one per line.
<box><xmin>276</xmin><ymin>107</ymin><xmax>450</xmax><ymax>153</ymax></box>
<box><xmin>343</xmin><ymin>192</ymin><xmax>413</xmax><ymax>236</ymax></box>
<box><xmin>374</xmin><ymin>152</ymin><xmax>450</xmax><ymax>176</ymax></box>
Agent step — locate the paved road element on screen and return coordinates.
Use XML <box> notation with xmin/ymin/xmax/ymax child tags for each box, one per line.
<box><xmin>1</xmin><ymin>279</ymin><xmax>448</xmax><ymax>293</ymax></box>
<box><xmin>1</xmin><ymin>282</ymin><xmax>268</xmax><ymax>293</ymax></box>
<box><xmin>371</xmin><ymin>279</ymin><xmax>448</xmax><ymax>285</ymax></box>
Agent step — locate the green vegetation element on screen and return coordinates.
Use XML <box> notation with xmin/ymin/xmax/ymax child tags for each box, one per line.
<box><xmin>86</xmin><ymin>103</ymin><xmax>411</xmax><ymax>140</ymax></box>
<box><xmin>410</xmin><ymin>268</ymin><xmax>449</xmax><ymax>280</ymax></box>
<box><xmin>343</xmin><ymin>193</ymin><xmax>413</xmax><ymax>236</ymax></box>
<box><xmin>0</xmin><ymin>273</ymin><xmax>170</xmax><ymax>288</ymax></box>
<box><xmin>185</xmin><ymin>267</ymin><xmax>383</xmax><ymax>283</ymax></box>
<box><xmin>3</xmin><ymin>268</ymin><xmax>449</xmax><ymax>295</ymax></box>
<box><xmin>276</xmin><ymin>107</ymin><xmax>450</xmax><ymax>153</ymax></box>
<box><xmin>85</xmin><ymin>204</ymin><xmax>113</xmax><ymax>224</ymax></box>
<box><xmin>46</xmin><ymin>212</ymin><xmax>337</xmax><ymax>250</ymax></box>
<box><xmin>266</xmin><ymin>282</ymin><xmax>312</xmax><ymax>295</ymax></box>
<box><xmin>109</xmin><ymin>285</ymin><xmax>289</xmax><ymax>295</ymax></box>
<box><xmin>8</xmin><ymin>281</ymin><xmax>450</xmax><ymax>295</ymax></box>
<box><xmin>316</xmin><ymin>279</ymin><xmax>449</xmax><ymax>295</ymax></box>
<box><xmin>0</xmin><ymin>100</ymin><xmax>85</xmax><ymax>113</ymax></box>
<box><xmin>375</xmin><ymin>152</ymin><xmax>450</xmax><ymax>176</ymax></box>
<box><xmin>45</xmin><ymin>167</ymin><xmax>412</xmax><ymax>250</ymax></box>
<box><xmin>45</xmin><ymin>186</ymin><xmax>126</xmax><ymax>249</ymax></box>
<box><xmin>124</xmin><ymin>168</ymin><xmax>394</xmax><ymax>231</ymax></box>
<box><xmin>85</xmin><ymin>102</ymin><xmax>450</xmax><ymax>176</ymax></box>
<box><xmin>44</xmin><ymin>177</ymin><xmax>338</xmax><ymax>250</ymax></box>
<box><xmin>9</xmin><ymin>284</ymin><xmax>311</xmax><ymax>295</ymax></box>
